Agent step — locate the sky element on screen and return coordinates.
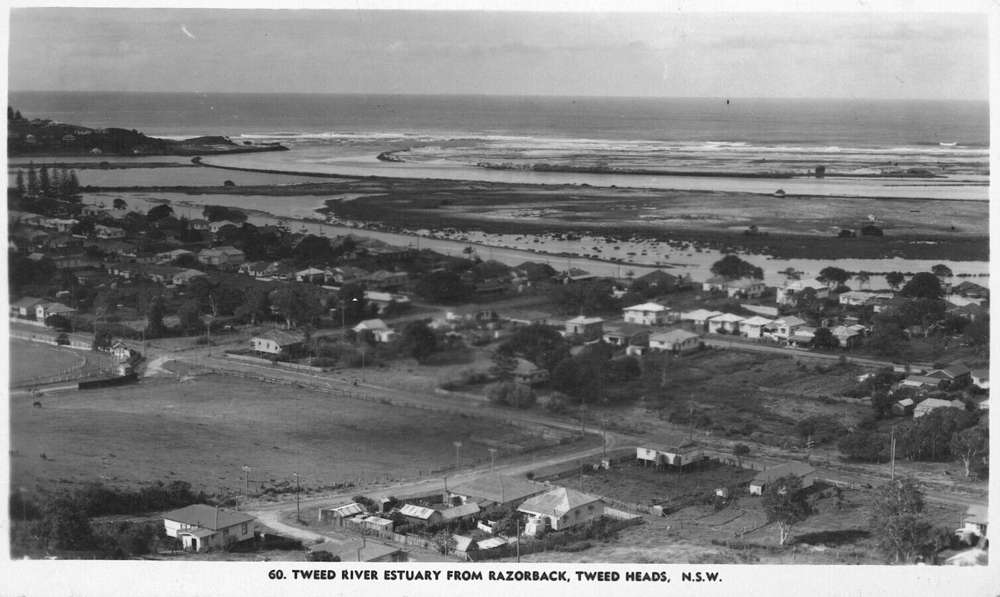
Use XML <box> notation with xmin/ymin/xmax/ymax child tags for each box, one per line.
<box><xmin>5</xmin><ymin>7</ymin><xmax>992</xmax><ymax>100</ymax></box>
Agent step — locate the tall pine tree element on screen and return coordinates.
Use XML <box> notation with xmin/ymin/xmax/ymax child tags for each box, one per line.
<box><xmin>39</xmin><ymin>165</ymin><xmax>50</xmax><ymax>197</ymax></box>
<box><xmin>26</xmin><ymin>162</ymin><xmax>39</xmax><ymax>197</ymax></box>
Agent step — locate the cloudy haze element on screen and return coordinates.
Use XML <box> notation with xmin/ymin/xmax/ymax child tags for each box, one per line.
<box><xmin>7</xmin><ymin>9</ymin><xmax>990</xmax><ymax>100</ymax></box>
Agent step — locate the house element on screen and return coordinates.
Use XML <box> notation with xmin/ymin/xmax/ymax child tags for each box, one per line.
<box><xmin>240</xmin><ymin>261</ymin><xmax>274</xmax><ymax>278</ymax></box>
<box><xmin>777</xmin><ymin>278</ymin><xmax>829</xmax><ymax>306</ymax></box>
<box><xmin>622</xmin><ymin>302</ymin><xmax>671</xmax><ymax>326</ymax></box>
<box><xmin>399</xmin><ymin>504</ymin><xmax>443</xmax><ymax>526</ymax></box>
<box><xmin>913</xmin><ymin>398</ymin><xmax>964</xmax><ymax>418</ymax></box>
<box><xmin>144</xmin><ymin>265</ymin><xmax>186</xmax><ymax>285</ymax></box>
<box><xmin>157</xmin><ymin>248</ymin><xmax>194</xmax><ymax>263</ymax></box>
<box><xmin>748</xmin><ymin>462</ymin><xmax>816</xmax><ymax>496</ymax></box>
<box><xmin>517</xmin><ymin>487</ymin><xmax>605</xmax><ymax>532</ymax></box>
<box><xmin>556</xmin><ymin>267</ymin><xmax>596</xmax><ymax>284</ymax></box>
<box><xmin>36</xmin><ymin>302</ymin><xmax>77</xmax><ymax>321</ymax></box>
<box><xmin>636</xmin><ymin>432</ymin><xmax>703</xmax><ymax>469</ymax></box>
<box><xmin>565</xmin><ymin>316</ymin><xmax>603</xmax><ymax>338</ymax></box>
<box><xmin>768</xmin><ymin>316</ymin><xmax>808</xmax><ymax>341</ymax></box>
<box><xmin>499</xmin><ymin>310</ymin><xmax>552</xmax><ymax>327</ymax></box>
<box><xmin>296</xmin><ymin>267</ymin><xmax>326</xmax><ymax>283</ymax></box>
<box><xmin>511</xmin><ymin>261</ymin><xmax>557</xmax><ymax>286</ymax></box>
<box><xmin>513</xmin><ymin>358</ymin><xmax>549</xmax><ymax>385</ymax></box>
<box><xmin>680</xmin><ymin>309</ymin><xmax>724</xmax><ymax>332</ymax></box>
<box><xmin>899</xmin><ymin>375</ymin><xmax>945</xmax><ymax>390</ymax></box>
<box><xmin>364</xmin><ymin>291</ymin><xmax>411</xmax><ymax>314</ymax></box>
<box><xmin>440</xmin><ymin>502</ymin><xmax>480</xmax><ymax>523</ymax></box>
<box><xmin>831</xmin><ymin>325</ymin><xmax>864</xmax><ymax>349</ymax></box>
<box><xmin>94</xmin><ymin>224</ymin><xmax>126</xmax><ymax>239</ymax></box>
<box><xmin>364</xmin><ymin>270</ymin><xmax>408</xmax><ymax>290</ymax></box>
<box><xmin>928</xmin><ymin>363</ymin><xmax>973</xmax><ymax>387</ymax></box>
<box><xmin>701</xmin><ymin>275</ymin><xmax>731</xmax><ymax>293</ymax></box>
<box><xmin>971</xmin><ymin>369</ymin><xmax>988</xmax><ymax>390</ymax></box>
<box><xmin>354</xmin><ymin>319</ymin><xmax>397</xmax><ymax>343</ymax></box>
<box><xmin>724</xmin><ymin>278</ymin><xmax>767</xmax><ymax>299</ymax></box>
<box><xmin>250</xmin><ymin>329</ymin><xmax>305</xmax><ymax>356</ymax></box>
<box><xmin>648</xmin><ymin>329</ymin><xmax>700</xmax><ymax>353</ymax></box>
<box><xmin>163</xmin><ymin>504</ymin><xmax>255</xmax><ymax>552</ymax></box>
<box><xmin>960</xmin><ymin>503</ymin><xmax>988</xmax><ymax>541</ymax></box>
<box><xmin>318</xmin><ymin>502</ymin><xmax>366</xmax><ymax>524</ymax></box>
<box><xmin>891</xmin><ymin>398</ymin><xmax>916</xmax><ymax>417</ymax></box>
<box><xmin>325</xmin><ymin>265</ymin><xmax>369</xmax><ymax>286</ymax></box>
<box><xmin>446</xmin><ymin>474</ymin><xmax>546</xmax><ymax>508</ymax></box>
<box><xmin>310</xmin><ymin>538</ymin><xmax>407</xmax><ymax>563</ymax></box>
<box><xmin>189</xmin><ymin>219</ymin><xmax>211</xmax><ymax>231</ymax></box>
<box><xmin>452</xmin><ymin>535</ymin><xmax>479</xmax><ymax>558</ymax></box>
<box><xmin>209</xmin><ymin>220</ymin><xmax>240</xmax><ymax>233</ymax></box>
<box><xmin>10</xmin><ymin>296</ymin><xmax>48</xmax><ymax>318</ymax></box>
<box><xmin>787</xmin><ymin>327</ymin><xmax>817</xmax><ymax>348</ymax></box>
<box><xmin>198</xmin><ymin>246</ymin><xmax>246</xmax><ymax>266</ymax></box>
<box><xmin>839</xmin><ymin>291</ymin><xmax>878</xmax><ymax>306</ymax></box>
<box><xmin>740</xmin><ymin>316</ymin><xmax>774</xmax><ymax>339</ymax></box>
<box><xmin>172</xmin><ymin>269</ymin><xmax>208</xmax><ymax>286</ymax></box>
<box><xmin>707</xmin><ymin>313</ymin><xmax>744</xmax><ymax>335</ymax></box>
<box><xmin>602</xmin><ymin>324</ymin><xmax>652</xmax><ymax>347</ymax></box>
<box><xmin>635</xmin><ymin>269</ymin><xmax>689</xmax><ymax>291</ymax></box>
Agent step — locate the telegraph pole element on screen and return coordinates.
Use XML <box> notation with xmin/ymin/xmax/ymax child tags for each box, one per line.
<box><xmin>890</xmin><ymin>427</ymin><xmax>896</xmax><ymax>482</ymax></box>
<box><xmin>241</xmin><ymin>465</ymin><xmax>251</xmax><ymax>509</ymax></box>
<box><xmin>453</xmin><ymin>442</ymin><xmax>462</xmax><ymax>470</ymax></box>
<box><xmin>293</xmin><ymin>472</ymin><xmax>301</xmax><ymax>521</ymax></box>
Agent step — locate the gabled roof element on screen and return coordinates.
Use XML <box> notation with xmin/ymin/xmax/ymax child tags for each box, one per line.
<box><xmin>741</xmin><ymin>316</ymin><xmax>774</xmax><ymax>326</ymax></box>
<box><xmin>441</xmin><ymin>502</ymin><xmax>480</xmax><ymax>521</ymax></box>
<box><xmin>566</xmin><ymin>316</ymin><xmax>603</xmax><ymax>325</ymax></box>
<box><xmin>399</xmin><ymin>504</ymin><xmax>439</xmax><ymax>520</ymax></box>
<box><xmin>650</xmin><ymin>329</ymin><xmax>700</xmax><ymax>343</ymax></box>
<box><xmin>354</xmin><ymin>319</ymin><xmax>389</xmax><ymax>332</ymax></box>
<box><xmin>935</xmin><ymin>363</ymin><xmax>972</xmax><ymax>379</ymax></box>
<box><xmin>518</xmin><ymin>487</ymin><xmax>603</xmax><ymax>519</ymax></box>
<box><xmin>636</xmin><ymin>270</ymin><xmax>678</xmax><ymax>284</ymax></box>
<box><xmin>680</xmin><ymin>309</ymin><xmax>723</xmax><ymax>321</ymax></box>
<box><xmin>751</xmin><ymin>462</ymin><xmax>816</xmax><ymax>485</ymax></box>
<box><xmin>604</xmin><ymin>323</ymin><xmax>654</xmax><ymax>337</ymax></box>
<box><xmin>709</xmin><ymin>313</ymin><xmax>745</xmax><ymax>323</ymax></box>
<box><xmin>449</xmin><ymin>474</ymin><xmax>545</xmax><ymax>505</ymax></box>
<box><xmin>310</xmin><ymin>539</ymin><xmax>401</xmax><ymax>561</ymax></box>
<box><xmin>964</xmin><ymin>504</ymin><xmax>988</xmax><ymax>525</ymax></box>
<box><xmin>914</xmin><ymin>398</ymin><xmax>961</xmax><ymax>411</ymax></box>
<box><xmin>453</xmin><ymin>535</ymin><xmax>477</xmax><ymax>552</ymax></box>
<box><xmin>642</xmin><ymin>431</ymin><xmax>697</xmax><ymax>452</ymax></box>
<box><xmin>514</xmin><ymin>358</ymin><xmax>545</xmax><ymax>374</ymax></box>
<box><xmin>163</xmin><ymin>504</ymin><xmax>253</xmax><ymax>530</ymax></box>
<box><xmin>774</xmin><ymin>316</ymin><xmax>807</xmax><ymax>328</ymax></box>
<box><xmin>253</xmin><ymin>329</ymin><xmax>306</xmax><ymax>345</ymax></box>
<box><xmin>623</xmin><ymin>302</ymin><xmax>668</xmax><ymax>312</ymax></box>
<box><xmin>10</xmin><ymin>296</ymin><xmax>46</xmax><ymax>309</ymax></box>
<box><xmin>325</xmin><ymin>502</ymin><xmax>365</xmax><ymax>518</ymax></box>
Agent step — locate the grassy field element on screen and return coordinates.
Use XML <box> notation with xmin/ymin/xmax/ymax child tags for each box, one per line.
<box><xmin>9</xmin><ymin>373</ymin><xmax>560</xmax><ymax>500</ymax></box>
<box><xmin>8</xmin><ymin>340</ymin><xmax>88</xmax><ymax>386</ymax></box>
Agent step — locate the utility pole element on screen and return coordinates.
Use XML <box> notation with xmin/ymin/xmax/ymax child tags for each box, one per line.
<box><xmin>488</xmin><ymin>448</ymin><xmax>497</xmax><ymax>473</ymax></box>
<box><xmin>293</xmin><ymin>472</ymin><xmax>301</xmax><ymax>521</ymax></box>
<box><xmin>890</xmin><ymin>427</ymin><xmax>896</xmax><ymax>482</ymax></box>
<box><xmin>453</xmin><ymin>442</ymin><xmax>462</xmax><ymax>470</ymax></box>
<box><xmin>241</xmin><ymin>465</ymin><xmax>251</xmax><ymax>509</ymax></box>
<box><xmin>688</xmin><ymin>400</ymin><xmax>695</xmax><ymax>440</ymax></box>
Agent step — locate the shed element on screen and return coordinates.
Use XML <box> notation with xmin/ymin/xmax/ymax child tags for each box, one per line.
<box><xmin>399</xmin><ymin>504</ymin><xmax>443</xmax><ymax>526</ymax></box>
<box><xmin>749</xmin><ymin>462</ymin><xmax>816</xmax><ymax>496</ymax></box>
<box><xmin>318</xmin><ymin>502</ymin><xmax>365</xmax><ymax>523</ymax></box>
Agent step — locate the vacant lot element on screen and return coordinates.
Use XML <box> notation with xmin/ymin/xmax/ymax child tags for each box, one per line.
<box><xmin>9</xmin><ymin>373</ymin><xmax>559</xmax><ymax>500</ymax></box>
<box><xmin>8</xmin><ymin>340</ymin><xmax>88</xmax><ymax>386</ymax></box>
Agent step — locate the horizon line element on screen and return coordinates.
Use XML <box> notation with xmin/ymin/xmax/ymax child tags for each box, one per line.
<box><xmin>7</xmin><ymin>90</ymin><xmax>990</xmax><ymax>103</ymax></box>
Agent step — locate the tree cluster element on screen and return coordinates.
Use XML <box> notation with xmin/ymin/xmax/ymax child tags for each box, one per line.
<box><xmin>710</xmin><ymin>255</ymin><xmax>764</xmax><ymax>281</ymax></box>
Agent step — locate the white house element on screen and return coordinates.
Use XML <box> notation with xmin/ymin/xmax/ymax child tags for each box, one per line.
<box><xmin>707</xmin><ymin>313</ymin><xmax>745</xmax><ymax>334</ymax></box>
<box><xmin>971</xmin><ymin>369</ymin><xmax>988</xmax><ymax>390</ymax></box>
<box><xmin>913</xmin><ymin>398</ymin><xmax>964</xmax><ymax>418</ymax></box>
<box><xmin>447</xmin><ymin>474</ymin><xmax>546</xmax><ymax>508</ymax></box>
<box><xmin>209</xmin><ymin>220</ymin><xmax>240</xmax><ymax>233</ymax></box>
<box><xmin>565</xmin><ymin>316</ymin><xmax>604</xmax><ymax>338</ymax></box>
<box><xmin>648</xmin><ymin>329</ymin><xmax>702</xmax><ymax>353</ymax></box>
<box><xmin>354</xmin><ymin>319</ymin><xmax>397</xmax><ymax>343</ymax></box>
<box><xmin>513</xmin><ymin>358</ymin><xmax>549</xmax><ymax>385</ymax></box>
<box><xmin>622</xmin><ymin>302</ymin><xmax>671</xmax><ymax>326</ymax></box>
<box><xmin>724</xmin><ymin>278</ymin><xmax>767</xmax><ymax>299</ymax></box>
<box><xmin>517</xmin><ymin>487</ymin><xmax>605</xmax><ymax>532</ymax></box>
<box><xmin>740</xmin><ymin>316</ymin><xmax>774</xmax><ymax>339</ymax></box>
<box><xmin>960</xmin><ymin>504</ymin><xmax>988</xmax><ymax>542</ymax></box>
<box><xmin>94</xmin><ymin>224</ymin><xmax>126</xmax><ymax>239</ymax></box>
<box><xmin>250</xmin><ymin>329</ymin><xmax>305</xmax><ymax>355</ymax></box>
<box><xmin>768</xmin><ymin>316</ymin><xmax>808</xmax><ymax>341</ymax></box>
<box><xmin>777</xmin><ymin>279</ymin><xmax>829</xmax><ymax>306</ymax></box>
<box><xmin>636</xmin><ymin>432</ymin><xmax>703</xmax><ymax>469</ymax></box>
<box><xmin>839</xmin><ymin>291</ymin><xmax>878</xmax><ymax>306</ymax></box>
<box><xmin>680</xmin><ymin>309</ymin><xmax>724</xmax><ymax>332</ymax></box>
<box><xmin>163</xmin><ymin>504</ymin><xmax>255</xmax><ymax>552</ymax></box>
<box><xmin>748</xmin><ymin>462</ymin><xmax>816</xmax><ymax>496</ymax></box>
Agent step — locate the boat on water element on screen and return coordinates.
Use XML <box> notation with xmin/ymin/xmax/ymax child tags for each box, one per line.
<box><xmin>940</xmin><ymin>142</ymin><xmax>958</xmax><ymax>147</ymax></box>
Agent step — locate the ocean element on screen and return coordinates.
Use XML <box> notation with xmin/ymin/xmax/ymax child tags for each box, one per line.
<box><xmin>9</xmin><ymin>91</ymin><xmax>988</xmax><ymax>147</ymax></box>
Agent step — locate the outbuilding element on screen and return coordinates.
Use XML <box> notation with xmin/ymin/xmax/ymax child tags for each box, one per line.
<box><xmin>748</xmin><ymin>462</ymin><xmax>816</xmax><ymax>496</ymax></box>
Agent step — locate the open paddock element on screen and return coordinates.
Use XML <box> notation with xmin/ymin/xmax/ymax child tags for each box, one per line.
<box><xmin>9</xmin><ymin>373</ymin><xmax>559</xmax><ymax>499</ymax></box>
